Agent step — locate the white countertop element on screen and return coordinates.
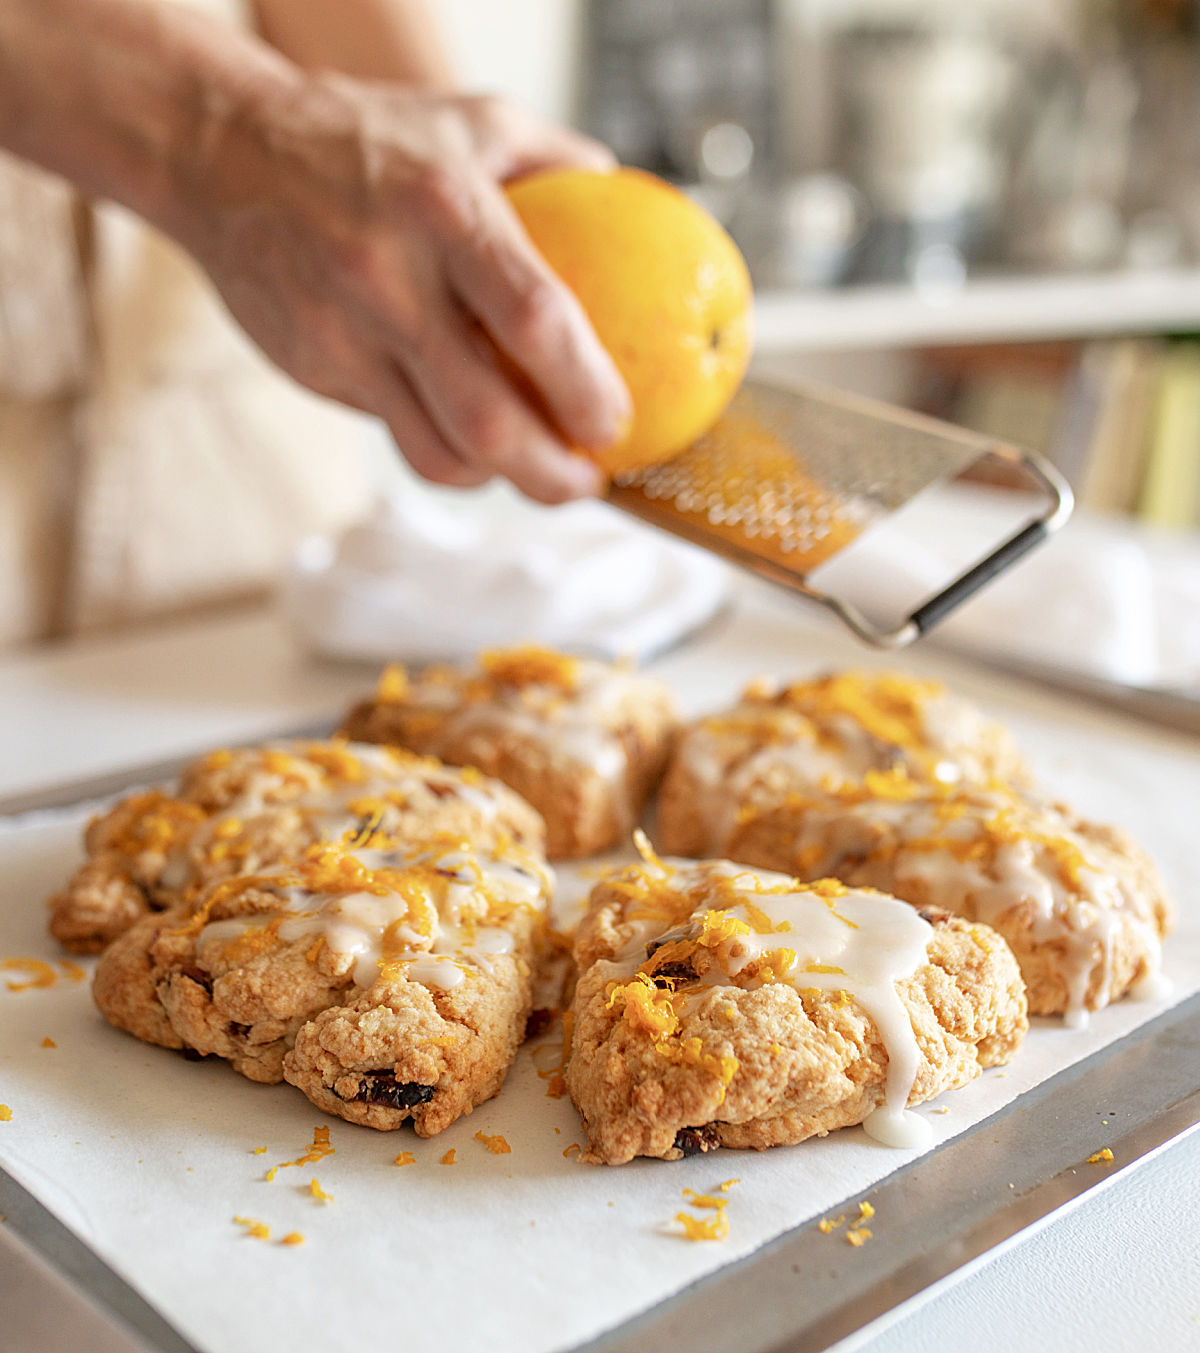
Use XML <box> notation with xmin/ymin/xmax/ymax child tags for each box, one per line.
<box><xmin>2</xmin><ymin>594</ymin><xmax>1198</xmax><ymax>1353</ymax></box>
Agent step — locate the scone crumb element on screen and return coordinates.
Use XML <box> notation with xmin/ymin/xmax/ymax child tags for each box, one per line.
<box><xmin>818</xmin><ymin>1215</ymin><xmax>844</xmax><ymax>1234</ymax></box>
<box><xmin>857</xmin><ymin>1201</ymin><xmax>875</xmax><ymax>1222</ymax></box>
<box><xmin>41</xmin><ymin>1037</ymin><xmax>56</xmax><ymax>1049</ymax></box>
<box><xmin>719</xmin><ymin>1179</ymin><xmax>740</xmax><ymax>1192</ymax></box>
<box><xmin>440</xmin><ymin>1149</ymin><xmax>457</xmax><ymax>1165</ymax></box>
<box><xmin>846</xmin><ymin>1227</ymin><xmax>872</xmax><ymax>1247</ymax></box>
<box><xmin>0</xmin><ymin>1105</ymin><xmax>12</xmax><ymax>1122</ymax></box>
<box><xmin>1087</xmin><ymin>1148</ymin><xmax>1114</xmax><ymax>1165</ymax></box>
<box><xmin>474</xmin><ymin>1131</ymin><xmax>511</xmax><ymax>1155</ymax></box>
<box><xmin>233</xmin><ymin>1216</ymin><xmax>270</xmax><ymax>1241</ymax></box>
<box><xmin>308</xmin><ymin>1178</ymin><xmax>333</xmax><ymax>1203</ymax></box>
<box><xmin>280</xmin><ymin>1232</ymin><xmax>305</xmax><ymax>1246</ymax></box>
<box><xmin>393</xmin><ymin>1152</ymin><xmax>416</xmax><ymax>1167</ymax></box>
<box><xmin>252</xmin><ymin>1146</ymin><xmax>267</xmax><ymax>1155</ymax></box>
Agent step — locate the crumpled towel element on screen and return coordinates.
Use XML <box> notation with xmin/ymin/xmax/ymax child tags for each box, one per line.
<box><xmin>285</xmin><ymin>483</ymin><xmax>730</xmax><ymax>664</ymax></box>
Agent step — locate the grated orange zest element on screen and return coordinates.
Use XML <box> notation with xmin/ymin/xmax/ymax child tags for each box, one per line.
<box><xmin>474</xmin><ymin>1131</ymin><xmax>512</xmax><ymax>1155</ymax></box>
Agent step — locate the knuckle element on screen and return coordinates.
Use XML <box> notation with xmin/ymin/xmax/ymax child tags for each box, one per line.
<box><xmin>505</xmin><ymin>276</ymin><xmax>566</xmax><ymax>355</ymax></box>
<box><xmin>465</xmin><ymin>93</ymin><xmax>511</xmax><ymax>134</ymax></box>
<box><xmin>410</xmin><ymin>163</ymin><xmax>477</xmax><ymax>232</ymax></box>
<box><xmin>457</xmin><ymin>396</ymin><xmax>517</xmax><ymax>463</ymax></box>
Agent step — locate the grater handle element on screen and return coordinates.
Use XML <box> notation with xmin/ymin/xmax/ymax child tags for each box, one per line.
<box><xmin>815</xmin><ymin>446</ymin><xmax>1074</xmax><ymax>648</ymax></box>
<box><xmin>908</xmin><ymin>519</ymin><xmax>1049</xmax><ymax>634</ymax></box>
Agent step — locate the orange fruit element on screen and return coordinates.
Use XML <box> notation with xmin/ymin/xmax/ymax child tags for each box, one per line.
<box><xmin>505</xmin><ymin>167</ymin><xmax>753</xmax><ymax>475</ymax></box>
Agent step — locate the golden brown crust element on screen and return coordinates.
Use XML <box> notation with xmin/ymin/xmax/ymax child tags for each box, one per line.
<box><xmin>657</xmin><ymin>670</ymin><xmax>1029</xmax><ymax>858</ymax></box>
<box><xmin>50</xmin><ymin>741</ymin><xmax>544</xmax><ymax>954</ymax></box>
<box><xmin>728</xmin><ymin>788</ymin><xmax>1173</xmax><ymax>1019</ymax></box>
<box><xmin>565</xmin><ymin>863</ymin><xmax>1027</xmax><ymax>1165</ymax></box>
<box><xmin>92</xmin><ymin>838</ymin><xmax>549</xmax><ymax>1132</ymax></box>
<box><xmin>341</xmin><ymin>649</ymin><xmax>679</xmax><ymax>859</ymax></box>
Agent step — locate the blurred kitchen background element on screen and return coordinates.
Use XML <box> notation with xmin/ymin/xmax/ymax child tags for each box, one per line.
<box><xmin>5</xmin><ymin>0</ymin><xmax>1200</xmax><ymax>657</ymax></box>
<box><xmin>448</xmin><ymin>0</ymin><xmax>1200</xmax><ymax>529</ymax></box>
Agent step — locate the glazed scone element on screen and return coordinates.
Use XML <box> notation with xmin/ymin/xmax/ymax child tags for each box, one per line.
<box><xmin>341</xmin><ymin>646</ymin><xmax>679</xmax><ymax>859</ymax></box>
<box><xmin>657</xmin><ymin>670</ymin><xmax>1029</xmax><ymax>857</ymax></box>
<box><xmin>49</xmin><ymin>740</ymin><xmax>545</xmax><ymax>954</ymax></box>
<box><xmin>566</xmin><ymin>846</ymin><xmax>1027</xmax><ymax>1165</ymax></box>
<box><xmin>728</xmin><ymin>773</ymin><xmax>1173</xmax><ymax>1026</ymax></box>
<box><xmin>93</xmin><ymin>833</ymin><xmax>552</xmax><ymax>1133</ymax></box>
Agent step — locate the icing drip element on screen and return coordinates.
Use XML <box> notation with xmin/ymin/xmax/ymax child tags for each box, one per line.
<box><xmin>612</xmin><ymin>860</ymin><xmax>935</xmax><ymax>1147</ymax></box>
<box><xmin>801</xmin><ymin>792</ymin><xmax>1164</xmax><ymax>1025</ymax></box>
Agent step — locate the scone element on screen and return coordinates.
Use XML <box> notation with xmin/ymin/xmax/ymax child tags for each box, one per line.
<box><xmin>341</xmin><ymin>646</ymin><xmax>679</xmax><ymax>859</ymax></box>
<box><xmin>728</xmin><ymin>774</ymin><xmax>1173</xmax><ymax>1026</ymax></box>
<box><xmin>657</xmin><ymin>670</ymin><xmax>1029</xmax><ymax>857</ymax></box>
<box><xmin>49</xmin><ymin>740</ymin><xmax>544</xmax><ymax>954</ymax></box>
<box><xmin>565</xmin><ymin>845</ymin><xmax>1027</xmax><ymax>1164</ymax></box>
<box><xmin>93</xmin><ymin>833</ymin><xmax>552</xmax><ymax>1133</ymax></box>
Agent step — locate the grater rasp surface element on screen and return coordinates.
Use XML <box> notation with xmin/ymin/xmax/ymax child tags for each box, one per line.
<box><xmin>606</xmin><ymin>377</ymin><xmax>1072</xmax><ymax>646</ymax></box>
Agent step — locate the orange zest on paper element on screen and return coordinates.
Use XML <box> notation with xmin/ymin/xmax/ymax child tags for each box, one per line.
<box><xmin>674</xmin><ymin>1180</ymin><xmax>737</xmax><ymax>1242</ymax></box>
<box><xmin>474</xmin><ymin>1131</ymin><xmax>511</xmax><ymax>1155</ymax></box>
<box><xmin>265</xmin><ymin>1125</ymin><xmax>334</xmax><ymax>1180</ymax></box>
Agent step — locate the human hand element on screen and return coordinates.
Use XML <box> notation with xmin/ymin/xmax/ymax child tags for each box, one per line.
<box><xmin>178</xmin><ymin>80</ymin><xmax>631</xmax><ymax>502</ymax></box>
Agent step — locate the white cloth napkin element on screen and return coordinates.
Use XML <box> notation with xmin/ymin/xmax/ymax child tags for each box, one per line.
<box><xmin>285</xmin><ymin>482</ymin><xmax>729</xmax><ymax>664</ymax></box>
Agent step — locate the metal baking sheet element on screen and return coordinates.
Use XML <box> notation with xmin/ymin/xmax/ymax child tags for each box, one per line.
<box><xmin>2</xmin><ymin>591</ymin><xmax>1197</xmax><ymax>1353</ymax></box>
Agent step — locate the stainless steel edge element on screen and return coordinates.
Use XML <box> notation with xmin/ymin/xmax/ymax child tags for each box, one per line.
<box><xmin>0</xmin><ymin>1167</ymin><xmax>203</xmax><ymax>1353</ymax></box>
<box><xmin>574</xmin><ymin>990</ymin><xmax>1200</xmax><ymax>1353</ymax></box>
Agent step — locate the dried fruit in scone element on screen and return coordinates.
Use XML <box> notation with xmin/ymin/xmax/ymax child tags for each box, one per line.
<box><xmin>565</xmin><ymin>845</ymin><xmax>1027</xmax><ymax>1165</ymax></box>
<box><xmin>49</xmin><ymin>740</ymin><xmax>544</xmax><ymax>954</ymax></box>
<box><xmin>341</xmin><ymin>645</ymin><xmax>679</xmax><ymax>859</ymax></box>
<box><xmin>727</xmin><ymin>773</ymin><xmax>1173</xmax><ymax>1026</ymax></box>
<box><xmin>93</xmin><ymin>832</ymin><xmax>552</xmax><ymax>1134</ymax></box>
<box><xmin>657</xmin><ymin>670</ymin><xmax>1029</xmax><ymax>857</ymax></box>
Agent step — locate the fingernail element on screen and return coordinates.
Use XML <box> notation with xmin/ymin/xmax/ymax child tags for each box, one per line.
<box><xmin>583</xmin><ymin>376</ymin><xmax>634</xmax><ymax>451</ymax></box>
<box><xmin>558</xmin><ymin>452</ymin><xmax>606</xmax><ymax>500</ymax></box>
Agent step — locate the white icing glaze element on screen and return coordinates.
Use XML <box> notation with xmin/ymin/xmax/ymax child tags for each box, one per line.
<box><xmin>626</xmin><ymin>861</ymin><xmax>935</xmax><ymax>1144</ymax></box>
<box><xmin>409</xmin><ymin>660</ymin><xmax>647</xmax><ymax>821</ymax></box>
<box><xmin>168</xmin><ymin>740</ymin><xmax>513</xmax><ymax>886</ymax></box>
<box><xmin>1131</xmin><ymin>968</ymin><xmax>1173</xmax><ymax>1001</ymax></box>
<box><xmin>680</xmin><ymin>685</ymin><xmax>998</xmax><ymax>854</ymax></box>
<box><xmin>196</xmin><ymin>841</ymin><xmax>547</xmax><ymax>992</ymax></box>
<box><xmin>798</xmin><ymin>792</ymin><xmax>1164</xmax><ymax>1025</ymax></box>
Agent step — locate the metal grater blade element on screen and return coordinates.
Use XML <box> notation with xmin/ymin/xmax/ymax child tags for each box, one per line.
<box><xmin>605</xmin><ymin>377</ymin><xmax>1073</xmax><ymax>647</ymax></box>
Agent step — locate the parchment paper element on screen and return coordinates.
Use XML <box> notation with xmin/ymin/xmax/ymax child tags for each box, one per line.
<box><xmin>2</xmin><ymin>590</ymin><xmax>1197</xmax><ymax>1353</ymax></box>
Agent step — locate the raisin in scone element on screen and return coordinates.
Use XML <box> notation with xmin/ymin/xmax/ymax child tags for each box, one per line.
<box><xmin>93</xmin><ymin>833</ymin><xmax>552</xmax><ymax>1133</ymax></box>
<box><xmin>728</xmin><ymin>774</ymin><xmax>1173</xmax><ymax>1026</ymax></box>
<box><xmin>50</xmin><ymin>740</ymin><xmax>544</xmax><ymax>954</ymax></box>
<box><xmin>342</xmin><ymin>646</ymin><xmax>679</xmax><ymax>859</ymax></box>
<box><xmin>565</xmin><ymin>846</ymin><xmax>1027</xmax><ymax>1165</ymax></box>
<box><xmin>657</xmin><ymin>670</ymin><xmax>1029</xmax><ymax>857</ymax></box>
